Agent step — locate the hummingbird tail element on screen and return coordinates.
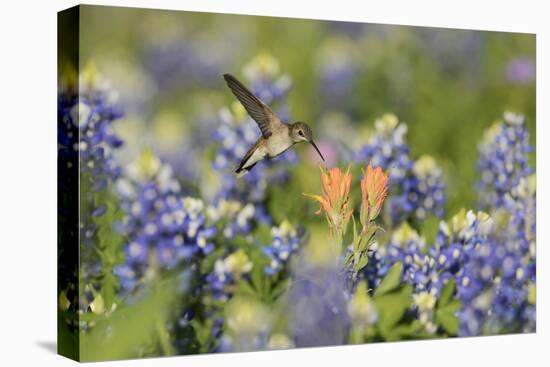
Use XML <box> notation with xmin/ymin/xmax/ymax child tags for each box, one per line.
<box><xmin>235</xmin><ymin>169</ymin><xmax>249</xmax><ymax>178</ymax></box>
<box><xmin>235</xmin><ymin>161</ymin><xmax>258</xmax><ymax>178</ymax></box>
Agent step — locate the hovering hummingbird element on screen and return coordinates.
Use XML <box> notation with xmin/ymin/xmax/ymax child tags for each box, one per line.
<box><xmin>223</xmin><ymin>73</ymin><xmax>325</xmax><ymax>177</ymax></box>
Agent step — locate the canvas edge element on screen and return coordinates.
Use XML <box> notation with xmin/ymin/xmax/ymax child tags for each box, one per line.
<box><xmin>57</xmin><ymin>4</ymin><xmax>81</xmax><ymax>362</ymax></box>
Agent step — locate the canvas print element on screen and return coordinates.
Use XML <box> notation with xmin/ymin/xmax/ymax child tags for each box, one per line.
<box><xmin>58</xmin><ymin>5</ymin><xmax>536</xmax><ymax>362</ymax></box>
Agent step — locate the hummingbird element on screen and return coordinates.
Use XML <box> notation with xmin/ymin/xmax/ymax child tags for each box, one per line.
<box><xmin>223</xmin><ymin>73</ymin><xmax>325</xmax><ymax>177</ymax></box>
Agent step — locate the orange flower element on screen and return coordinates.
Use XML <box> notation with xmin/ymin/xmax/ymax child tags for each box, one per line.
<box><xmin>360</xmin><ymin>163</ymin><xmax>388</xmax><ymax>226</ymax></box>
<box><xmin>305</xmin><ymin>166</ymin><xmax>353</xmax><ymax>236</ymax></box>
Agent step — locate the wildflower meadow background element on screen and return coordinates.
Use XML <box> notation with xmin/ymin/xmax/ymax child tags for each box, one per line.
<box><xmin>58</xmin><ymin>6</ymin><xmax>536</xmax><ymax>361</ymax></box>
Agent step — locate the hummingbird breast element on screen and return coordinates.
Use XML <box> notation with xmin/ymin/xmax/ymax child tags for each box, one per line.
<box><xmin>265</xmin><ymin>132</ymin><xmax>293</xmax><ymax>158</ymax></box>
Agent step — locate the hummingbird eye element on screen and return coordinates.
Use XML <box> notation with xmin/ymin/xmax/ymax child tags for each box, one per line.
<box><xmin>298</xmin><ymin>130</ymin><xmax>304</xmax><ymax>137</ymax></box>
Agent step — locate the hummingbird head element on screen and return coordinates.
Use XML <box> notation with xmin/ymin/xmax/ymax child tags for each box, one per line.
<box><xmin>290</xmin><ymin>121</ymin><xmax>325</xmax><ymax>161</ymax></box>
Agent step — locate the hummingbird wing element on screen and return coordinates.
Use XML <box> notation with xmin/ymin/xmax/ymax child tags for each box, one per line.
<box><xmin>223</xmin><ymin>73</ymin><xmax>281</xmax><ymax>138</ymax></box>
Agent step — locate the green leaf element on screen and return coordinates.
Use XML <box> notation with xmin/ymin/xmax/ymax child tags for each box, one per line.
<box><xmin>375</xmin><ymin>262</ymin><xmax>403</xmax><ymax>296</ymax></box>
<box><xmin>351</xmin><ymin>214</ymin><xmax>358</xmax><ymax>251</ymax></box>
<box><xmin>435</xmin><ymin>299</ymin><xmax>461</xmax><ymax>335</ymax></box>
<box><xmin>357</xmin><ymin>224</ymin><xmax>378</xmax><ymax>253</ymax></box>
<box><xmin>200</xmin><ymin>247</ymin><xmax>226</xmax><ymax>273</ymax></box>
<box><xmin>384</xmin><ymin>320</ymin><xmax>425</xmax><ymax>341</ymax></box>
<box><xmin>93</xmin><ymin>195</ymin><xmax>125</xmax><ymax>309</ymax></box>
<box><xmin>250</xmin><ymin>260</ymin><xmax>265</xmax><ymax>295</ymax></box>
<box><xmin>252</xmin><ymin>225</ymin><xmax>273</xmax><ymax>245</ymax></box>
<box><xmin>344</xmin><ymin>251</ymin><xmax>353</xmax><ymax>267</ymax></box>
<box><xmin>235</xmin><ymin>279</ymin><xmax>258</xmax><ymax>297</ymax></box>
<box><xmin>269</xmin><ymin>278</ymin><xmax>290</xmax><ymax>301</ymax></box>
<box><xmin>418</xmin><ymin>215</ymin><xmax>440</xmax><ymax>245</ymax></box>
<box><xmin>353</xmin><ymin>254</ymin><xmax>369</xmax><ymax>274</ymax></box>
<box><xmin>438</xmin><ymin>279</ymin><xmax>456</xmax><ymax>308</ymax></box>
<box><xmin>267</xmin><ymin>180</ymin><xmax>303</xmax><ymax>223</ymax></box>
<box><xmin>373</xmin><ymin>285</ymin><xmax>412</xmax><ymax>337</ymax></box>
<box><xmin>434</xmin><ymin>280</ymin><xmax>460</xmax><ymax>335</ymax></box>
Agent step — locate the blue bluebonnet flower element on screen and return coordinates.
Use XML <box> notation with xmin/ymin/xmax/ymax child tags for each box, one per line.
<box><xmin>494</xmin><ymin>175</ymin><xmax>536</xmax><ymax>327</ymax></box>
<box><xmin>262</xmin><ymin>220</ymin><xmax>304</xmax><ymax>276</ymax></box>
<box><xmin>384</xmin><ymin>222</ymin><xmax>439</xmax><ymax>294</ymax></box>
<box><xmin>387</xmin><ymin>155</ymin><xmax>446</xmax><ymax>224</ymax></box>
<box><xmin>436</xmin><ymin>210</ymin><xmax>494</xmax><ymax>290</ymax></box>
<box><xmin>355</xmin><ymin>114</ymin><xmax>411</xmax><ymax>183</ymax></box>
<box><xmin>477</xmin><ymin>111</ymin><xmax>532</xmax><ymax>209</ymax></box>
<box><xmin>355</xmin><ymin>114</ymin><xmax>445</xmax><ymax>225</ymax></box>
<box><xmin>113</xmin><ymin>149</ymin><xmax>216</xmax><ymax>293</ymax></box>
<box><xmin>433</xmin><ymin>209</ymin><xmax>536</xmax><ymax>336</ymax></box>
<box><xmin>501</xmin><ymin>177</ymin><xmax>536</xmax><ymax>336</ymax></box>
<box><xmin>58</xmin><ymin>66</ymin><xmax>124</xmax><ymax>247</ymax></box>
<box><xmin>203</xmin><ymin>220</ymin><xmax>304</xmax><ymax>349</ymax></box>
<box><xmin>206</xmin><ymin>200</ymin><xmax>258</xmax><ymax>240</ymax></box>
<box><xmin>355</xmin><ymin>114</ymin><xmax>412</xmax><ymax>226</ymax></box>
<box><xmin>409</xmin><ymin>155</ymin><xmax>446</xmax><ymax>220</ymax></box>
<box><xmin>58</xmin><ymin>66</ymin><xmax>126</xmax><ymax>322</ymax></box>
<box><xmin>360</xmin><ymin>220</ymin><xmax>444</xmax><ymax>303</ymax></box>
<box><xmin>400</xmin><ymin>211</ymin><xmax>494</xmax><ymax>334</ymax></box>
<box><xmin>355</xmin><ymin>242</ymin><xmax>391</xmax><ymax>291</ymax></box>
<box><xmin>493</xmin><ymin>174</ymin><xmax>536</xmax><ymax>333</ymax></box>
<box><xmin>454</xmin><ymin>243</ymin><xmax>503</xmax><ymax>335</ymax></box>
<box><xmin>360</xmin><ymin>211</ymin><xmax>498</xmax><ymax>335</ymax></box>
<box><xmin>204</xmin><ymin>249</ymin><xmax>253</xmax><ymax>301</ymax></box>
<box><xmin>503</xmin><ymin>174</ymin><xmax>536</xmax><ymax>253</ymax></box>
<box><xmin>467</xmin><ymin>113</ymin><xmax>535</xmax><ymax>334</ymax></box>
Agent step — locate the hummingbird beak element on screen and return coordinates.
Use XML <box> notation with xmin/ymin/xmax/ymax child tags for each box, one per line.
<box><xmin>309</xmin><ymin>140</ymin><xmax>325</xmax><ymax>162</ymax></box>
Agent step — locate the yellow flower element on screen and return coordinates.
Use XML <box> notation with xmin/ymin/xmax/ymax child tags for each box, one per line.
<box><xmin>360</xmin><ymin>163</ymin><xmax>388</xmax><ymax>227</ymax></box>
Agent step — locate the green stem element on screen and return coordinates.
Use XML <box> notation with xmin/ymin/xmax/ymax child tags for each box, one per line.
<box><xmin>333</xmin><ymin>230</ymin><xmax>346</xmax><ymax>267</ymax></box>
<box><xmin>155</xmin><ymin>317</ymin><xmax>174</xmax><ymax>356</ymax></box>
